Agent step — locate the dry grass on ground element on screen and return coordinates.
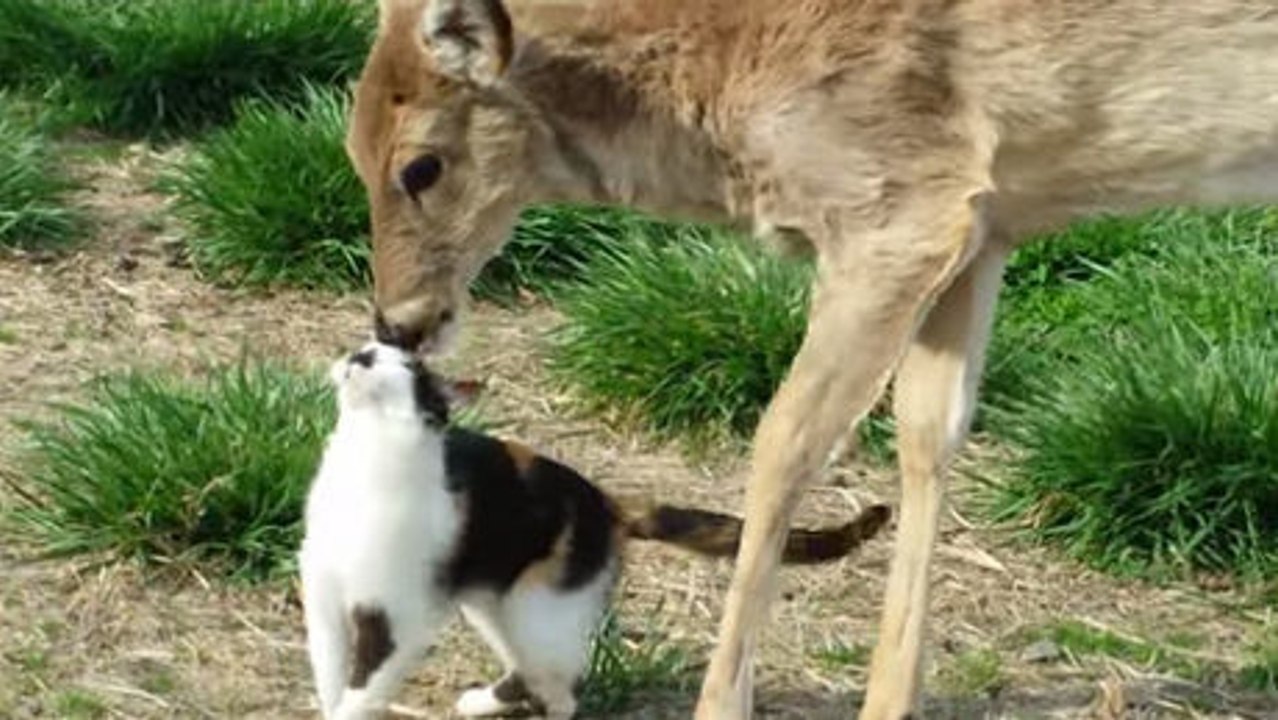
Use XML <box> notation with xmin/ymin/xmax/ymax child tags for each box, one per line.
<box><xmin>0</xmin><ymin>142</ymin><xmax>1273</xmax><ymax>719</ymax></box>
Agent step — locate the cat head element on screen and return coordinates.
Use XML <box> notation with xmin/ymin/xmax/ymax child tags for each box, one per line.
<box><xmin>330</xmin><ymin>341</ymin><xmax>481</xmax><ymax>426</ymax></box>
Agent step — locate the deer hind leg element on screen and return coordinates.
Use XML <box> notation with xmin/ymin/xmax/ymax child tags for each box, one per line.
<box><xmin>693</xmin><ymin>192</ymin><xmax>993</xmax><ymax>720</ymax></box>
<box><xmin>859</xmin><ymin>238</ymin><xmax>1008</xmax><ymax>720</ymax></box>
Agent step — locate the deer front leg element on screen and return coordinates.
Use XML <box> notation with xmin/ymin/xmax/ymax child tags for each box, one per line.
<box><xmin>694</xmin><ymin>193</ymin><xmax>992</xmax><ymax>720</ymax></box>
<box><xmin>859</xmin><ymin>239</ymin><xmax>1007</xmax><ymax>720</ymax></box>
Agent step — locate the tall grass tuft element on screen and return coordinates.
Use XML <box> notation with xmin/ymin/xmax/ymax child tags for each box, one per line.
<box><xmin>1</xmin><ymin>0</ymin><xmax>373</xmax><ymax>137</ymax></box>
<box><xmin>166</xmin><ymin>86</ymin><xmax>370</xmax><ymax>291</ymax></box>
<box><xmin>0</xmin><ymin>0</ymin><xmax>102</xmax><ymax>92</ymax></box>
<box><xmin>548</xmin><ymin>227</ymin><xmax>900</xmax><ymax>456</ymax></box>
<box><xmin>476</xmin><ymin>205</ymin><xmax>682</xmax><ymax>301</ymax></box>
<box><xmin>0</xmin><ymin>99</ymin><xmax>78</xmax><ymax>249</ymax></box>
<box><xmin>1001</xmin><ymin>211</ymin><xmax>1178</xmax><ymax>296</ymax></box>
<box><xmin>986</xmin><ymin>208</ymin><xmax>1278</xmax><ymax>407</ymax></box>
<box><xmin>9</xmin><ymin>362</ymin><xmax>334</xmax><ymax>580</ymax></box>
<box><xmin>986</xmin><ymin>227</ymin><xmax>1278</xmax><ymax>580</ymax></box>
<box><xmin>549</xmin><ymin>228</ymin><xmax>811</xmax><ymax>446</ymax></box>
<box><xmin>1241</xmin><ymin>637</ymin><xmax>1278</xmax><ymax>694</ymax></box>
<box><xmin>581</xmin><ymin>611</ymin><xmax>694</xmax><ymax>714</ymax></box>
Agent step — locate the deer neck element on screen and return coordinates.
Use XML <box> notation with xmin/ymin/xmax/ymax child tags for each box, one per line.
<box><xmin>507</xmin><ymin>6</ymin><xmax>743</xmax><ymax>224</ymax></box>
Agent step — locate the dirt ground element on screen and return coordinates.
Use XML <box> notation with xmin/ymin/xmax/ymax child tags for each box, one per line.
<box><xmin>0</xmin><ymin>143</ymin><xmax>1273</xmax><ymax>720</ymax></box>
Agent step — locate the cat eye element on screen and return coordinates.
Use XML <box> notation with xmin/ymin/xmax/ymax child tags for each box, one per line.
<box><xmin>399</xmin><ymin>154</ymin><xmax>443</xmax><ymax>197</ymax></box>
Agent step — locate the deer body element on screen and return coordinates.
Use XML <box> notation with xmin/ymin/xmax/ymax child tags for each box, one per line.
<box><xmin>347</xmin><ymin>1</ymin><xmax>1278</xmax><ymax>718</ymax></box>
<box><xmin>436</xmin><ymin>1</ymin><xmax>1278</xmax><ymax>250</ymax></box>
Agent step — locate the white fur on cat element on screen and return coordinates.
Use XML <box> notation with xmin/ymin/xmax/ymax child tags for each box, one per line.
<box><xmin>299</xmin><ymin>343</ymin><xmax>611</xmax><ymax>720</ymax></box>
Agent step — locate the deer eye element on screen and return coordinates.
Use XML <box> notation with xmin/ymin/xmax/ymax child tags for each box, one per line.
<box><xmin>399</xmin><ymin>154</ymin><xmax>443</xmax><ymax>197</ymax></box>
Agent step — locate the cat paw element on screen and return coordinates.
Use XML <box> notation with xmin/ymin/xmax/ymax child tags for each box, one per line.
<box><xmin>455</xmin><ymin>686</ymin><xmax>515</xmax><ymax>717</ymax></box>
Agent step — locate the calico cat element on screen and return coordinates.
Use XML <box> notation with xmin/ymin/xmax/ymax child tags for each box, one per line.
<box><xmin>299</xmin><ymin>342</ymin><xmax>890</xmax><ymax>719</ymax></box>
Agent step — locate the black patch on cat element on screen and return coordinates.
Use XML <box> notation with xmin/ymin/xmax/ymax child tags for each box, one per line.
<box><xmin>349</xmin><ymin>347</ymin><xmax>376</xmax><ymax>368</ymax></box>
<box><xmin>442</xmin><ymin>428</ymin><xmax>618</xmax><ymax>593</ymax></box>
<box><xmin>492</xmin><ymin>672</ymin><xmax>532</xmax><ymax>703</ymax></box>
<box><xmin>409</xmin><ymin>363</ymin><xmax>451</xmax><ymax>426</ymax></box>
<box><xmin>349</xmin><ymin>605</ymin><xmax>394</xmax><ymax>689</ymax></box>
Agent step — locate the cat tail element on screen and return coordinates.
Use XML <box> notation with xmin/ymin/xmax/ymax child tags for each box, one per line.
<box><xmin>621</xmin><ymin>502</ymin><xmax>891</xmax><ymax>565</ymax></box>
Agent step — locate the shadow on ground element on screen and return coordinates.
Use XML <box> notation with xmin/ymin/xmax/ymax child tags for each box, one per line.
<box><xmin>609</xmin><ymin>681</ymin><xmax>1276</xmax><ymax>719</ymax></box>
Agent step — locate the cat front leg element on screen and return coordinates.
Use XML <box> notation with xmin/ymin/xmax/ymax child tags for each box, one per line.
<box><xmin>300</xmin><ymin>559</ymin><xmax>347</xmax><ymax>717</ymax></box>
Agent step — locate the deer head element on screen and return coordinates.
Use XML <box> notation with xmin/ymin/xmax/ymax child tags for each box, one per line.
<box><xmin>347</xmin><ymin>0</ymin><xmax>588</xmax><ymax>351</ymax></box>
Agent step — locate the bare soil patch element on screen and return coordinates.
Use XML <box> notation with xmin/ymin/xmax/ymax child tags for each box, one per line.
<box><xmin>0</xmin><ymin>142</ymin><xmax>1272</xmax><ymax>719</ymax></box>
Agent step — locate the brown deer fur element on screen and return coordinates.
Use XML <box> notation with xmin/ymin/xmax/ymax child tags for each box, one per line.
<box><xmin>346</xmin><ymin>1</ymin><xmax>1278</xmax><ymax>717</ymax></box>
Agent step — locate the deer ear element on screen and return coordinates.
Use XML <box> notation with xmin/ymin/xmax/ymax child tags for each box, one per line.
<box><xmin>423</xmin><ymin>0</ymin><xmax>514</xmax><ymax>87</ymax></box>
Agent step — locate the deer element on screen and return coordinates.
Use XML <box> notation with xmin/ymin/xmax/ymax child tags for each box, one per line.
<box><xmin>343</xmin><ymin>0</ymin><xmax>1278</xmax><ymax>717</ymax></box>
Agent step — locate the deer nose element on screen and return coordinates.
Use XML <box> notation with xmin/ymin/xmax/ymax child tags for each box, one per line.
<box><xmin>373</xmin><ymin>300</ymin><xmax>456</xmax><ymax>352</ymax></box>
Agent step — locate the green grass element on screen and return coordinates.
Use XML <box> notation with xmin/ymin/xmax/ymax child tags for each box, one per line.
<box><xmin>14</xmin><ymin>648</ymin><xmax>49</xmax><ymax>674</ymax></box>
<box><xmin>812</xmin><ymin>641</ymin><xmax>872</xmax><ymax>672</ymax></box>
<box><xmin>548</xmin><ymin>227</ymin><xmax>812</xmax><ymax>447</ymax></box>
<box><xmin>166</xmin><ymin>86</ymin><xmax>371</xmax><ymax>291</ymax></box>
<box><xmin>581</xmin><ymin>611</ymin><xmax>694</xmax><ymax>714</ymax></box>
<box><xmin>8</xmin><ymin>362</ymin><xmax>334</xmax><ymax>580</ymax></box>
<box><xmin>0</xmin><ymin>1</ymin><xmax>99</xmax><ymax>91</ymax></box>
<box><xmin>137</xmin><ymin>665</ymin><xmax>178</xmax><ymax>696</ymax></box>
<box><xmin>7</xmin><ymin>358</ymin><xmax>490</xmax><ymax>581</ymax></box>
<box><xmin>476</xmin><ymin>205</ymin><xmax>681</xmax><ymax>301</ymax></box>
<box><xmin>1028</xmin><ymin>620</ymin><xmax>1204</xmax><ymax>679</ymax></box>
<box><xmin>1240</xmin><ymin>634</ymin><xmax>1278</xmax><ymax>693</ymax></box>
<box><xmin>543</xmin><ymin>207</ymin><xmax>1272</xmax><ymax>462</ymax></box>
<box><xmin>1000</xmin><ymin>211</ymin><xmax>1176</xmax><ymax>296</ymax></box>
<box><xmin>0</xmin><ymin>99</ymin><xmax>78</xmax><ymax>249</ymax></box>
<box><xmin>1</xmin><ymin>0</ymin><xmax>373</xmax><ymax>137</ymax></box>
<box><xmin>547</xmin><ymin>226</ymin><xmax>896</xmax><ymax>456</ymax></box>
<box><xmin>983</xmin><ymin>211</ymin><xmax>1278</xmax><ymax>580</ymax></box>
<box><xmin>986</xmin><ymin>208</ymin><xmax>1277</xmax><ymax>406</ymax></box>
<box><xmin>52</xmin><ymin>690</ymin><xmax>107</xmax><ymax>719</ymax></box>
<box><xmin>1024</xmin><ymin>620</ymin><xmax>1278</xmax><ymax>692</ymax></box>
<box><xmin>936</xmin><ymin>648</ymin><xmax>1004</xmax><ymax>696</ymax></box>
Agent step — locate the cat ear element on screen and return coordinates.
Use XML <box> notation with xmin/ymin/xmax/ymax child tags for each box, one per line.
<box><xmin>443</xmin><ymin>378</ymin><xmax>485</xmax><ymax>407</ymax></box>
